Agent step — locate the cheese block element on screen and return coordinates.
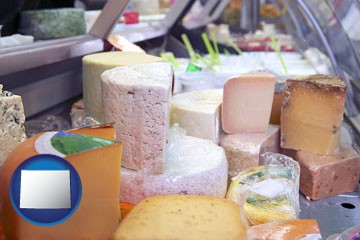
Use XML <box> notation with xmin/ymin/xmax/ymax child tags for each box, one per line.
<box><xmin>294</xmin><ymin>146</ymin><xmax>360</xmax><ymax>200</ymax></box>
<box><xmin>82</xmin><ymin>52</ymin><xmax>164</xmax><ymax>122</ymax></box>
<box><xmin>281</xmin><ymin>75</ymin><xmax>346</xmax><ymax>155</ymax></box>
<box><xmin>220</xmin><ymin>125</ymin><xmax>280</xmax><ymax>177</ymax></box>
<box><xmin>0</xmin><ymin>126</ymin><xmax>122</xmax><ymax>240</ymax></box>
<box><xmin>222</xmin><ymin>72</ymin><xmax>276</xmax><ymax>133</ymax></box>
<box><xmin>247</xmin><ymin>219</ymin><xmax>322</xmax><ymax>240</ymax></box>
<box><xmin>0</xmin><ymin>85</ymin><xmax>26</xmax><ymax>167</ymax></box>
<box><xmin>170</xmin><ymin>89</ymin><xmax>223</xmax><ymax>144</ymax></box>
<box><xmin>120</xmin><ymin>135</ymin><xmax>228</xmax><ymax>204</ymax></box>
<box><xmin>269</xmin><ymin>83</ymin><xmax>284</xmax><ymax>125</ymax></box>
<box><xmin>227</xmin><ymin>153</ymin><xmax>300</xmax><ymax>225</ymax></box>
<box><xmin>102</xmin><ymin>62</ymin><xmax>173</xmax><ymax>174</ymax></box>
<box><xmin>18</xmin><ymin>8</ymin><xmax>86</xmax><ymax>40</ymax></box>
<box><xmin>113</xmin><ymin>195</ymin><xmax>248</xmax><ymax>240</ymax></box>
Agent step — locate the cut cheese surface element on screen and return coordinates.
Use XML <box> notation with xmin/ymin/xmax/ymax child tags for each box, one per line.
<box><xmin>247</xmin><ymin>219</ymin><xmax>321</xmax><ymax>240</ymax></box>
<box><xmin>295</xmin><ymin>145</ymin><xmax>360</xmax><ymax>200</ymax></box>
<box><xmin>281</xmin><ymin>75</ymin><xmax>346</xmax><ymax>154</ymax></box>
<box><xmin>222</xmin><ymin>72</ymin><xmax>276</xmax><ymax>133</ymax></box>
<box><xmin>220</xmin><ymin>125</ymin><xmax>280</xmax><ymax>177</ymax></box>
<box><xmin>170</xmin><ymin>89</ymin><xmax>223</xmax><ymax>144</ymax></box>
<box><xmin>113</xmin><ymin>195</ymin><xmax>248</xmax><ymax>240</ymax></box>
<box><xmin>82</xmin><ymin>51</ymin><xmax>164</xmax><ymax>122</ymax></box>
<box><xmin>0</xmin><ymin>126</ymin><xmax>122</xmax><ymax>240</ymax></box>
<box><xmin>0</xmin><ymin>85</ymin><xmax>26</xmax><ymax>167</ymax></box>
<box><xmin>102</xmin><ymin>62</ymin><xmax>173</xmax><ymax>174</ymax></box>
<box><xmin>120</xmin><ymin>135</ymin><xmax>228</xmax><ymax>204</ymax></box>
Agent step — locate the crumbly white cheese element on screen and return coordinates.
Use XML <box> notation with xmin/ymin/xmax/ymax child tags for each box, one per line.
<box><xmin>101</xmin><ymin>62</ymin><xmax>173</xmax><ymax>174</ymax></box>
<box><xmin>120</xmin><ymin>135</ymin><xmax>228</xmax><ymax>204</ymax></box>
<box><xmin>0</xmin><ymin>85</ymin><xmax>26</xmax><ymax>167</ymax></box>
<box><xmin>170</xmin><ymin>89</ymin><xmax>223</xmax><ymax>144</ymax></box>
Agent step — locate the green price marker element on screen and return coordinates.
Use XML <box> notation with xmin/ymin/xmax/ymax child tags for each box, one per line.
<box><xmin>270</xmin><ymin>36</ymin><xmax>288</xmax><ymax>75</ymax></box>
<box><xmin>186</xmin><ymin>63</ymin><xmax>202</xmax><ymax>72</ymax></box>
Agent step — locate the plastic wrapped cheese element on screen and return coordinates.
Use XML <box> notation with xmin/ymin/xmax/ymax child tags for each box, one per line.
<box><xmin>226</xmin><ymin>152</ymin><xmax>300</xmax><ymax>225</ymax></box>
<box><xmin>120</xmin><ymin>125</ymin><xmax>228</xmax><ymax>204</ymax></box>
<box><xmin>247</xmin><ymin>219</ymin><xmax>322</xmax><ymax>240</ymax></box>
<box><xmin>0</xmin><ymin>125</ymin><xmax>122</xmax><ymax>240</ymax></box>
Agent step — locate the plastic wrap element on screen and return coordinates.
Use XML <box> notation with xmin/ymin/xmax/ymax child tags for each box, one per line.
<box><xmin>226</xmin><ymin>152</ymin><xmax>300</xmax><ymax>225</ymax></box>
<box><xmin>247</xmin><ymin>219</ymin><xmax>322</xmax><ymax>240</ymax></box>
<box><xmin>326</xmin><ymin>225</ymin><xmax>360</xmax><ymax>240</ymax></box>
<box><xmin>120</xmin><ymin>125</ymin><xmax>228</xmax><ymax>204</ymax></box>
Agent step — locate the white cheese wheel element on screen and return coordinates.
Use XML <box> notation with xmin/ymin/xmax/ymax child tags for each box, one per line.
<box><xmin>82</xmin><ymin>51</ymin><xmax>164</xmax><ymax>122</ymax></box>
<box><xmin>120</xmin><ymin>135</ymin><xmax>228</xmax><ymax>204</ymax></box>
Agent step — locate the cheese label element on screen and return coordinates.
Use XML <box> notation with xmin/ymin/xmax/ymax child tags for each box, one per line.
<box><xmin>35</xmin><ymin>132</ymin><xmax>117</xmax><ymax>157</ymax></box>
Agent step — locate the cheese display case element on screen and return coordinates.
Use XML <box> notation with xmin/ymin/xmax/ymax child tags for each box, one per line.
<box><xmin>0</xmin><ymin>0</ymin><xmax>360</xmax><ymax>239</ymax></box>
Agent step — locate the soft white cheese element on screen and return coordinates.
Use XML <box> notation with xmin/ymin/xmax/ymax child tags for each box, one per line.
<box><xmin>170</xmin><ymin>89</ymin><xmax>223</xmax><ymax>144</ymax></box>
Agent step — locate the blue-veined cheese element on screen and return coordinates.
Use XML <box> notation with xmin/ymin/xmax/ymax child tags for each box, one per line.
<box><xmin>18</xmin><ymin>8</ymin><xmax>86</xmax><ymax>40</ymax></box>
<box><xmin>0</xmin><ymin>85</ymin><xmax>26</xmax><ymax>167</ymax></box>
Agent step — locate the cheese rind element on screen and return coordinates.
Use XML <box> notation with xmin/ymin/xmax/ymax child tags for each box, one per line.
<box><xmin>0</xmin><ymin>86</ymin><xmax>26</xmax><ymax>167</ymax></box>
<box><xmin>281</xmin><ymin>75</ymin><xmax>346</xmax><ymax>154</ymax></box>
<box><xmin>220</xmin><ymin>125</ymin><xmax>280</xmax><ymax>177</ymax></box>
<box><xmin>113</xmin><ymin>195</ymin><xmax>248</xmax><ymax>240</ymax></box>
<box><xmin>0</xmin><ymin>126</ymin><xmax>122</xmax><ymax>240</ymax></box>
<box><xmin>102</xmin><ymin>62</ymin><xmax>173</xmax><ymax>174</ymax></box>
<box><xmin>222</xmin><ymin>72</ymin><xmax>276</xmax><ymax>133</ymax></box>
<box><xmin>120</xmin><ymin>135</ymin><xmax>228</xmax><ymax>204</ymax></box>
<box><xmin>82</xmin><ymin>52</ymin><xmax>164</xmax><ymax>122</ymax></box>
<box><xmin>170</xmin><ymin>89</ymin><xmax>223</xmax><ymax>144</ymax></box>
<box><xmin>295</xmin><ymin>146</ymin><xmax>360</xmax><ymax>200</ymax></box>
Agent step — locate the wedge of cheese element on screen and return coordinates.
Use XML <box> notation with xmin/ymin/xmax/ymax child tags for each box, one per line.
<box><xmin>0</xmin><ymin>85</ymin><xmax>26</xmax><ymax>167</ymax></box>
<box><xmin>82</xmin><ymin>52</ymin><xmax>164</xmax><ymax>122</ymax></box>
<box><xmin>281</xmin><ymin>75</ymin><xmax>346</xmax><ymax>155</ymax></box>
<box><xmin>0</xmin><ymin>126</ymin><xmax>122</xmax><ymax>240</ymax></box>
<box><xmin>102</xmin><ymin>62</ymin><xmax>173</xmax><ymax>174</ymax></box>
<box><xmin>170</xmin><ymin>89</ymin><xmax>223</xmax><ymax>144</ymax></box>
<box><xmin>220</xmin><ymin>125</ymin><xmax>280</xmax><ymax>177</ymax></box>
<box><xmin>295</xmin><ymin>146</ymin><xmax>360</xmax><ymax>200</ymax></box>
<box><xmin>113</xmin><ymin>195</ymin><xmax>248</xmax><ymax>240</ymax></box>
<box><xmin>120</xmin><ymin>135</ymin><xmax>228</xmax><ymax>204</ymax></box>
<box><xmin>247</xmin><ymin>219</ymin><xmax>321</xmax><ymax>240</ymax></box>
<box><xmin>222</xmin><ymin>72</ymin><xmax>276</xmax><ymax>133</ymax></box>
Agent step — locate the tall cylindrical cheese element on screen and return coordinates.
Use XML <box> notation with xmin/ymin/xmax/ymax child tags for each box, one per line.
<box><xmin>101</xmin><ymin>62</ymin><xmax>173</xmax><ymax>174</ymax></box>
<box><xmin>82</xmin><ymin>52</ymin><xmax>164</xmax><ymax>122</ymax></box>
<box><xmin>0</xmin><ymin>126</ymin><xmax>122</xmax><ymax>240</ymax></box>
<box><xmin>120</xmin><ymin>135</ymin><xmax>228</xmax><ymax>204</ymax></box>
